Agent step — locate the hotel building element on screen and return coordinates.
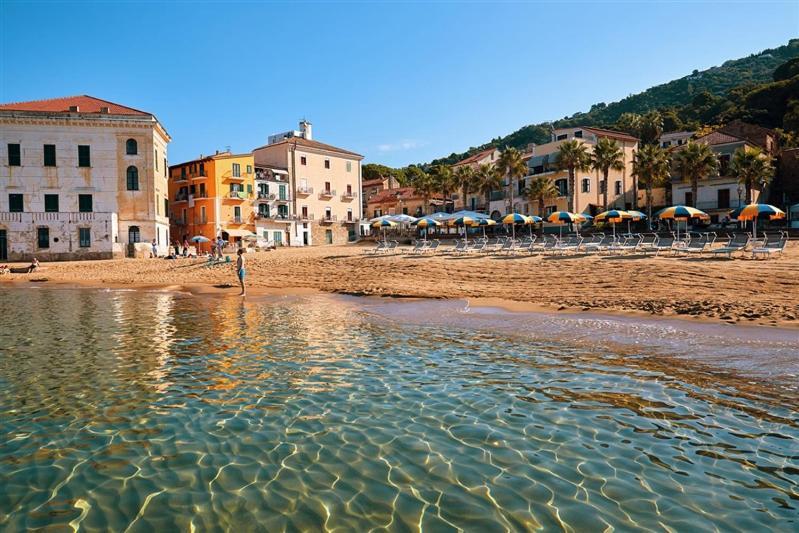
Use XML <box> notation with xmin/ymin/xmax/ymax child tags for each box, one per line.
<box><xmin>167</xmin><ymin>152</ymin><xmax>256</xmax><ymax>246</ymax></box>
<box><xmin>253</xmin><ymin>121</ymin><xmax>364</xmax><ymax>245</ymax></box>
<box><xmin>0</xmin><ymin>95</ymin><xmax>171</xmax><ymax>261</ymax></box>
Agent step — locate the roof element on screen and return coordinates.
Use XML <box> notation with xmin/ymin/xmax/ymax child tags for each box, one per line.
<box><xmin>253</xmin><ymin>136</ymin><xmax>363</xmax><ymax>159</ymax></box>
<box><xmin>453</xmin><ymin>148</ymin><xmax>497</xmax><ymax>167</ymax></box>
<box><xmin>0</xmin><ymin>95</ymin><xmax>152</xmax><ymax>116</ymax></box>
<box><xmin>660</xmin><ymin>131</ymin><xmax>695</xmax><ymax>141</ymax></box>
<box><xmin>717</xmin><ymin>120</ymin><xmax>775</xmax><ymax>152</ymax></box>
<box><xmin>169</xmin><ymin>151</ymin><xmax>253</xmax><ymax>169</ymax></box>
<box><xmin>367</xmin><ymin>186</ymin><xmax>441</xmax><ymax>205</ymax></box>
<box><xmin>694</xmin><ymin>131</ymin><xmax>750</xmax><ymax>147</ymax></box>
<box><xmin>581</xmin><ymin>127</ymin><xmax>639</xmax><ymax>143</ymax></box>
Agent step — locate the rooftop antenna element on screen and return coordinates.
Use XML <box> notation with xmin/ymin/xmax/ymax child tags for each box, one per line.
<box><xmin>225</xmin><ymin>145</ymin><xmax>231</xmax><ymax>153</ymax></box>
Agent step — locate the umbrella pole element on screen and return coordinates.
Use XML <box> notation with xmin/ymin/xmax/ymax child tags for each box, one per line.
<box><xmin>512</xmin><ymin>224</ymin><xmax>516</xmax><ymax>241</ymax></box>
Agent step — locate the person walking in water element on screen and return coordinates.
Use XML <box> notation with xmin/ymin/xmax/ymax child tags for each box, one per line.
<box><xmin>236</xmin><ymin>248</ymin><xmax>246</xmax><ymax>296</ymax></box>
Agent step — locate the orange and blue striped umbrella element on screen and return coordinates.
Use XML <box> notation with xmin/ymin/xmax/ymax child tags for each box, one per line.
<box><xmin>546</xmin><ymin>211</ymin><xmax>587</xmax><ymax>224</ymax></box>
<box><xmin>594</xmin><ymin>209</ymin><xmax>632</xmax><ymax>223</ymax></box>
<box><xmin>656</xmin><ymin>205</ymin><xmax>710</xmax><ymax>221</ymax></box>
<box><xmin>730</xmin><ymin>203</ymin><xmax>785</xmax><ymax>222</ymax></box>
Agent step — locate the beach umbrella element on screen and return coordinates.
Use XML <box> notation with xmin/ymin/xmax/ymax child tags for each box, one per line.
<box><xmin>412</xmin><ymin>216</ymin><xmax>441</xmax><ymax>241</ymax></box>
<box><xmin>449</xmin><ymin>215</ymin><xmax>480</xmax><ymax>245</ymax></box>
<box><xmin>191</xmin><ymin>235</ymin><xmax>210</xmax><ymax>242</ymax></box>
<box><xmin>729</xmin><ymin>203</ymin><xmax>785</xmax><ymax>240</ymax></box>
<box><xmin>502</xmin><ymin>213</ymin><xmax>528</xmax><ymax>240</ymax></box>
<box><xmin>476</xmin><ymin>217</ymin><xmax>497</xmax><ymax>238</ymax></box>
<box><xmin>386</xmin><ymin>214</ymin><xmax>419</xmax><ymax>224</ymax></box>
<box><xmin>525</xmin><ymin>215</ymin><xmax>543</xmax><ymax>237</ymax></box>
<box><xmin>595</xmin><ymin>210</ymin><xmax>632</xmax><ymax>240</ymax></box>
<box><xmin>372</xmin><ymin>218</ymin><xmax>397</xmax><ymax>241</ymax></box>
<box><xmin>656</xmin><ymin>205</ymin><xmax>710</xmax><ymax>242</ymax></box>
<box><xmin>625</xmin><ymin>210</ymin><xmax>647</xmax><ymax>233</ymax></box>
<box><xmin>546</xmin><ymin>211</ymin><xmax>587</xmax><ymax>238</ymax></box>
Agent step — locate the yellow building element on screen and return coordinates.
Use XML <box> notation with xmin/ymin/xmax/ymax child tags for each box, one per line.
<box><xmin>168</xmin><ymin>151</ymin><xmax>255</xmax><ymax>247</ymax></box>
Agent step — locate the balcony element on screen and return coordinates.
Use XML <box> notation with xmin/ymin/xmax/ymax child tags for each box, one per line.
<box><xmin>174</xmin><ymin>175</ymin><xmax>188</xmax><ymax>184</ymax></box>
<box><xmin>227</xmin><ymin>191</ymin><xmax>250</xmax><ymax>200</ymax></box>
<box><xmin>174</xmin><ymin>192</ymin><xmax>189</xmax><ymax>202</ymax></box>
<box><xmin>341</xmin><ymin>191</ymin><xmax>357</xmax><ymax>201</ymax></box>
<box><xmin>320</xmin><ymin>214</ymin><xmax>338</xmax><ymax>224</ymax></box>
<box><xmin>695</xmin><ymin>200</ymin><xmax>745</xmax><ymax>211</ymax></box>
<box><xmin>343</xmin><ymin>217</ymin><xmax>360</xmax><ymax>224</ymax></box>
<box><xmin>297</xmin><ymin>186</ymin><xmax>313</xmax><ymax>196</ymax></box>
<box><xmin>194</xmin><ymin>217</ymin><xmax>208</xmax><ymax>225</ymax></box>
<box><xmin>297</xmin><ymin>213</ymin><xmax>314</xmax><ymax>222</ymax></box>
<box><xmin>274</xmin><ymin>194</ymin><xmax>291</xmax><ymax>203</ymax></box>
<box><xmin>225</xmin><ymin>174</ymin><xmax>245</xmax><ymax>182</ymax></box>
<box><xmin>192</xmin><ymin>173</ymin><xmax>208</xmax><ymax>180</ymax></box>
<box><xmin>0</xmin><ymin>211</ymin><xmax>113</xmax><ymax>224</ymax></box>
<box><xmin>318</xmin><ymin>189</ymin><xmax>336</xmax><ymax>200</ymax></box>
<box><xmin>229</xmin><ymin>217</ymin><xmax>243</xmax><ymax>224</ymax></box>
<box><xmin>254</xmin><ymin>212</ymin><xmax>271</xmax><ymax>220</ymax></box>
<box><xmin>257</xmin><ymin>192</ymin><xmax>276</xmax><ymax>202</ymax></box>
<box><xmin>255</xmin><ymin>170</ymin><xmax>289</xmax><ymax>182</ymax></box>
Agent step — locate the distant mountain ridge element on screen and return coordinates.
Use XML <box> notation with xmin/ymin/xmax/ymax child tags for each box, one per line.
<box><xmin>429</xmin><ymin>39</ymin><xmax>799</xmax><ymax>166</ymax></box>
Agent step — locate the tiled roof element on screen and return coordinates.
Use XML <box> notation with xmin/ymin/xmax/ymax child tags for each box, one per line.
<box><xmin>695</xmin><ymin>131</ymin><xmax>748</xmax><ymax>146</ymax></box>
<box><xmin>367</xmin><ymin>186</ymin><xmax>438</xmax><ymax>205</ymax></box>
<box><xmin>582</xmin><ymin>127</ymin><xmax>639</xmax><ymax>143</ymax></box>
<box><xmin>253</xmin><ymin>137</ymin><xmax>363</xmax><ymax>158</ymax></box>
<box><xmin>0</xmin><ymin>95</ymin><xmax>152</xmax><ymax>116</ymax></box>
<box><xmin>453</xmin><ymin>148</ymin><xmax>496</xmax><ymax>167</ymax></box>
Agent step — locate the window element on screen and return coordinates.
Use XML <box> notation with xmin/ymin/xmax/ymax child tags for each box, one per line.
<box><xmin>128</xmin><ymin>226</ymin><xmax>140</xmax><ymax>243</ymax></box>
<box><xmin>324</xmin><ymin>159</ymin><xmax>330</xmax><ymax>169</ymax></box>
<box><xmin>600</xmin><ymin>180</ymin><xmax>606</xmax><ymax>194</ymax></box>
<box><xmin>246</xmin><ymin>165</ymin><xmax>252</xmax><ymax>174</ymax></box>
<box><xmin>545</xmin><ymin>205</ymin><xmax>557</xmax><ymax>216</ymax></box>
<box><xmin>581</xmin><ymin>178</ymin><xmax>591</xmax><ymax>193</ymax></box>
<box><xmin>164</xmin><ymin>158</ymin><xmax>167</xmax><ymax>177</ymax></box>
<box><xmin>164</xmin><ymin>198</ymin><xmax>169</xmax><ymax>216</ymax></box>
<box><xmin>300</xmin><ymin>156</ymin><xmax>307</xmax><ymax>165</ymax></box>
<box><xmin>718</xmin><ymin>188</ymin><xmax>730</xmax><ymax>209</ymax></box>
<box><xmin>126</xmin><ymin>139</ymin><xmax>138</xmax><ymax>155</ymax></box>
<box><xmin>78</xmin><ymin>194</ymin><xmax>93</xmax><ymax>212</ymax></box>
<box><xmin>614</xmin><ymin>181</ymin><xmax>622</xmax><ymax>196</ymax></box>
<box><xmin>37</xmin><ymin>227</ymin><xmax>50</xmax><ymax>248</ymax></box>
<box><xmin>127</xmin><ymin>166</ymin><xmax>139</xmax><ymax>190</ymax></box>
<box><xmin>274</xmin><ymin>231</ymin><xmax>282</xmax><ymax>244</ymax></box>
<box><xmin>718</xmin><ymin>154</ymin><xmax>730</xmax><ymax>176</ymax></box>
<box><xmin>44</xmin><ymin>144</ymin><xmax>56</xmax><ymax>166</ymax></box>
<box><xmin>155</xmin><ymin>150</ymin><xmax>159</xmax><ymax>171</ymax></box>
<box><xmin>325</xmin><ymin>207</ymin><xmax>332</xmax><ymax>220</ymax></box>
<box><xmin>556</xmin><ymin>134</ymin><xmax>568</xmax><ymax>141</ymax></box>
<box><xmin>347</xmin><ymin>209</ymin><xmax>353</xmax><ymax>221</ymax></box>
<box><xmin>684</xmin><ymin>192</ymin><xmax>693</xmax><ymax>206</ymax></box>
<box><xmin>200</xmin><ymin>206</ymin><xmax>207</xmax><ymax>223</ymax></box>
<box><xmin>9</xmin><ymin>194</ymin><xmax>23</xmax><ymax>212</ymax></box>
<box><xmin>574</xmin><ymin>130</ymin><xmax>583</xmax><ymax>139</ymax></box>
<box><xmin>234</xmin><ymin>206</ymin><xmax>241</xmax><ymax>221</ymax></box>
<box><xmin>232</xmin><ymin>163</ymin><xmax>240</xmax><ymax>177</ymax></box>
<box><xmin>347</xmin><ymin>184</ymin><xmax>352</xmax><ymax>195</ymax></box>
<box><xmin>325</xmin><ymin>181</ymin><xmax>331</xmax><ymax>193</ymax></box>
<box><xmin>555</xmin><ymin>179</ymin><xmax>568</xmax><ymax>197</ymax></box>
<box><xmin>199</xmin><ymin>163</ymin><xmax>205</xmax><ymax>176</ymax></box>
<box><xmin>79</xmin><ymin>228</ymin><xmax>91</xmax><ymax>248</ymax></box>
<box><xmin>44</xmin><ymin>194</ymin><xmax>59</xmax><ymax>212</ymax></box>
<box><xmin>8</xmin><ymin>144</ymin><xmax>21</xmax><ymax>166</ymax></box>
<box><xmin>402</xmin><ymin>207</ymin><xmax>408</xmax><ymax>215</ymax></box>
<box><xmin>78</xmin><ymin>145</ymin><xmax>91</xmax><ymax>167</ymax></box>
<box><xmin>346</xmin><ymin>161</ymin><xmax>352</xmax><ymax>172</ymax></box>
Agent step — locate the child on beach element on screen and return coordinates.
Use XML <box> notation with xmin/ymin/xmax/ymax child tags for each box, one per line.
<box><xmin>236</xmin><ymin>249</ymin><xmax>246</xmax><ymax>296</ymax></box>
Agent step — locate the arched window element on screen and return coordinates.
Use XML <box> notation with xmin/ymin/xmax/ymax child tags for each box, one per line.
<box><xmin>126</xmin><ymin>139</ymin><xmax>138</xmax><ymax>155</ymax></box>
<box><xmin>128</xmin><ymin>226</ymin><xmax>140</xmax><ymax>243</ymax></box>
<box><xmin>127</xmin><ymin>166</ymin><xmax>139</xmax><ymax>190</ymax></box>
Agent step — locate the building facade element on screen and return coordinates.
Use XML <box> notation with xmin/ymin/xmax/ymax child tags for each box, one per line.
<box><xmin>253</xmin><ymin>121</ymin><xmax>363</xmax><ymax>245</ymax></box>
<box><xmin>451</xmin><ymin>148</ymin><xmax>500</xmax><ymax>212</ymax></box>
<box><xmin>168</xmin><ymin>152</ymin><xmax>256</xmax><ymax>247</ymax></box>
<box><xmin>522</xmin><ymin>127</ymin><xmax>639</xmax><ymax>219</ymax></box>
<box><xmin>0</xmin><ymin>95</ymin><xmax>171</xmax><ymax>261</ymax></box>
<box><xmin>254</xmin><ymin>165</ymin><xmax>292</xmax><ymax>246</ymax></box>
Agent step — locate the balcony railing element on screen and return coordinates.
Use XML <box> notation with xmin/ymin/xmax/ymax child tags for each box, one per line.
<box><xmin>341</xmin><ymin>191</ymin><xmax>357</xmax><ymax>201</ymax></box>
<box><xmin>318</xmin><ymin>189</ymin><xmax>336</xmax><ymax>200</ymax></box>
<box><xmin>194</xmin><ymin>217</ymin><xmax>208</xmax><ymax>224</ymax></box>
<box><xmin>227</xmin><ymin>191</ymin><xmax>250</xmax><ymax>200</ymax></box>
<box><xmin>320</xmin><ymin>214</ymin><xmax>338</xmax><ymax>223</ymax></box>
<box><xmin>257</xmin><ymin>192</ymin><xmax>275</xmax><ymax>201</ymax></box>
<box><xmin>0</xmin><ymin>211</ymin><xmax>113</xmax><ymax>223</ymax></box>
<box><xmin>255</xmin><ymin>170</ymin><xmax>289</xmax><ymax>182</ymax></box>
<box><xmin>343</xmin><ymin>217</ymin><xmax>359</xmax><ymax>224</ymax></box>
<box><xmin>297</xmin><ymin>213</ymin><xmax>314</xmax><ymax>221</ymax></box>
<box><xmin>230</xmin><ymin>217</ymin><xmax>243</xmax><ymax>224</ymax></box>
<box><xmin>297</xmin><ymin>186</ymin><xmax>313</xmax><ymax>196</ymax></box>
<box><xmin>695</xmin><ymin>200</ymin><xmax>745</xmax><ymax>210</ymax></box>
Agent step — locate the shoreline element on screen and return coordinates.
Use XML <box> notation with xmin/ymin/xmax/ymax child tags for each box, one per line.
<box><xmin>2</xmin><ymin>242</ymin><xmax>798</xmax><ymax>329</ymax></box>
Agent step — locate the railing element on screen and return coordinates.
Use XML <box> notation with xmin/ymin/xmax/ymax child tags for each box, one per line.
<box><xmin>255</xmin><ymin>170</ymin><xmax>289</xmax><ymax>182</ymax></box>
<box><xmin>0</xmin><ymin>211</ymin><xmax>112</xmax><ymax>223</ymax></box>
<box><xmin>320</xmin><ymin>214</ymin><xmax>338</xmax><ymax>223</ymax></box>
<box><xmin>297</xmin><ymin>213</ymin><xmax>314</xmax><ymax>221</ymax></box>
<box><xmin>255</xmin><ymin>212</ymin><xmax>270</xmax><ymax>220</ymax></box>
<box><xmin>318</xmin><ymin>189</ymin><xmax>336</xmax><ymax>199</ymax></box>
<box><xmin>257</xmin><ymin>192</ymin><xmax>275</xmax><ymax>201</ymax></box>
<box><xmin>194</xmin><ymin>218</ymin><xmax>208</xmax><ymax>224</ymax></box>
<box><xmin>274</xmin><ymin>194</ymin><xmax>291</xmax><ymax>202</ymax></box>
<box><xmin>297</xmin><ymin>186</ymin><xmax>313</xmax><ymax>195</ymax></box>
<box><xmin>230</xmin><ymin>217</ymin><xmax>243</xmax><ymax>224</ymax></box>
<box><xmin>227</xmin><ymin>191</ymin><xmax>250</xmax><ymax>200</ymax></box>
<box><xmin>695</xmin><ymin>200</ymin><xmax>745</xmax><ymax>210</ymax></box>
<box><xmin>343</xmin><ymin>217</ymin><xmax>359</xmax><ymax>224</ymax></box>
<box><xmin>192</xmin><ymin>172</ymin><xmax>208</xmax><ymax>179</ymax></box>
<box><xmin>341</xmin><ymin>191</ymin><xmax>357</xmax><ymax>201</ymax></box>
<box><xmin>175</xmin><ymin>193</ymin><xmax>188</xmax><ymax>202</ymax></box>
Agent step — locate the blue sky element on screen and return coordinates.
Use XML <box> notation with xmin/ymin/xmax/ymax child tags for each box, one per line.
<box><xmin>1</xmin><ymin>1</ymin><xmax>797</xmax><ymax>167</ymax></box>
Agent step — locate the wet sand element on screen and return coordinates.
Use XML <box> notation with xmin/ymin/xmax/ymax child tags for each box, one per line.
<box><xmin>2</xmin><ymin>242</ymin><xmax>798</xmax><ymax>328</ymax></box>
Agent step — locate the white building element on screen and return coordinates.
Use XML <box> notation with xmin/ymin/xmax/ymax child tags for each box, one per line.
<box><xmin>0</xmin><ymin>95</ymin><xmax>171</xmax><ymax>261</ymax></box>
<box><xmin>254</xmin><ymin>165</ymin><xmax>294</xmax><ymax>246</ymax></box>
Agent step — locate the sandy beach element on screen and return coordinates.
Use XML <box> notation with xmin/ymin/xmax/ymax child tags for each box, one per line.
<box><xmin>2</xmin><ymin>242</ymin><xmax>798</xmax><ymax>327</ymax></box>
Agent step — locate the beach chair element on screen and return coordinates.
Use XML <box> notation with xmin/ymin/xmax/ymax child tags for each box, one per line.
<box><xmin>494</xmin><ymin>239</ymin><xmax>516</xmax><ymax>255</ymax></box>
<box><xmin>365</xmin><ymin>241</ymin><xmax>386</xmax><ymax>255</ymax></box>
<box><xmin>607</xmin><ymin>234</ymin><xmax>642</xmax><ymax>254</ymax></box>
<box><xmin>383</xmin><ymin>240</ymin><xmax>399</xmax><ymax>254</ymax></box>
<box><xmin>450</xmin><ymin>240</ymin><xmax>468</xmax><ymax>255</ymax></box>
<box><xmin>751</xmin><ymin>233</ymin><xmax>787</xmax><ymax>259</ymax></box>
<box><xmin>680</xmin><ymin>233</ymin><xmax>710</xmax><ymax>255</ymax></box>
<box><xmin>466</xmin><ymin>241</ymin><xmax>486</xmax><ymax>253</ymax></box>
<box><xmin>649</xmin><ymin>235</ymin><xmax>676</xmax><ymax>256</ymax></box>
<box><xmin>709</xmin><ymin>233</ymin><xmax>750</xmax><ymax>259</ymax></box>
<box><xmin>408</xmin><ymin>240</ymin><xmax>427</xmax><ymax>254</ymax></box>
<box><xmin>636</xmin><ymin>233</ymin><xmax>657</xmax><ymax>253</ymax></box>
<box><xmin>513</xmin><ymin>236</ymin><xmax>537</xmax><ymax>255</ymax></box>
<box><xmin>423</xmin><ymin>240</ymin><xmax>441</xmax><ymax>254</ymax></box>
<box><xmin>548</xmin><ymin>235</ymin><xmax>581</xmax><ymax>255</ymax></box>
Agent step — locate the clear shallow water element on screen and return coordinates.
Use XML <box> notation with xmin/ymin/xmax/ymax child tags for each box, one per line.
<box><xmin>0</xmin><ymin>288</ymin><xmax>796</xmax><ymax>531</ymax></box>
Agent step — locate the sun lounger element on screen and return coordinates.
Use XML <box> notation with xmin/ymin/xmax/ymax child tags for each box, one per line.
<box><xmin>680</xmin><ymin>234</ymin><xmax>710</xmax><ymax>255</ymax></box>
<box><xmin>450</xmin><ymin>240</ymin><xmax>468</xmax><ymax>255</ymax></box>
<box><xmin>423</xmin><ymin>240</ymin><xmax>441</xmax><ymax>254</ymax></box>
<box><xmin>549</xmin><ymin>235</ymin><xmax>583</xmax><ymax>255</ymax></box>
<box><xmin>607</xmin><ymin>234</ymin><xmax>642</xmax><ymax>254</ymax></box>
<box><xmin>382</xmin><ymin>240</ymin><xmax>399</xmax><ymax>254</ymax></box>
<box><xmin>365</xmin><ymin>241</ymin><xmax>386</xmax><ymax>255</ymax></box>
<box><xmin>752</xmin><ymin>233</ymin><xmax>787</xmax><ymax>259</ymax></box>
<box><xmin>466</xmin><ymin>241</ymin><xmax>486</xmax><ymax>253</ymax></box>
<box><xmin>649</xmin><ymin>235</ymin><xmax>676</xmax><ymax>256</ymax></box>
<box><xmin>512</xmin><ymin>236</ymin><xmax>537</xmax><ymax>255</ymax></box>
<box><xmin>709</xmin><ymin>233</ymin><xmax>750</xmax><ymax>258</ymax></box>
<box><xmin>408</xmin><ymin>241</ymin><xmax>427</xmax><ymax>254</ymax></box>
<box><xmin>494</xmin><ymin>239</ymin><xmax>517</xmax><ymax>255</ymax></box>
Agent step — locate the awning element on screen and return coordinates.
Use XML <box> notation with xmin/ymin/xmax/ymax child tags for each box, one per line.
<box><xmin>272</xmin><ymin>169</ymin><xmax>288</xmax><ymax>175</ymax></box>
<box><xmin>223</xmin><ymin>229</ymin><xmax>257</xmax><ymax>238</ymax></box>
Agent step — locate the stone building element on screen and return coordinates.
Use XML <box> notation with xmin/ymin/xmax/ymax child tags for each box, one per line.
<box><xmin>253</xmin><ymin>121</ymin><xmax>363</xmax><ymax>245</ymax></box>
<box><xmin>0</xmin><ymin>95</ymin><xmax>171</xmax><ymax>261</ymax></box>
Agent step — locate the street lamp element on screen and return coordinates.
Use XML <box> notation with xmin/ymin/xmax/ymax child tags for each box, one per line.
<box><xmin>736</xmin><ymin>185</ymin><xmax>743</xmax><ymax>207</ymax></box>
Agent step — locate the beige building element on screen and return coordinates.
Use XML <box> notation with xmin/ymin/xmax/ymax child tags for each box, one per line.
<box><xmin>451</xmin><ymin>147</ymin><xmax>500</xmax><ymax>211</ymax></box>
<box><xmin>521</xmin><ymin>127</ymin><xmax>639</xmax><ymax>219</ymax></box>
<box><xmin>0</xmin><ymin>95</ymin><xmax>170</xmax><ymax>261</ymax></box>
<box><xmin>253</xmin><ymin>121</ymin><xmax>363</xmax><ymax>245</ymax></box>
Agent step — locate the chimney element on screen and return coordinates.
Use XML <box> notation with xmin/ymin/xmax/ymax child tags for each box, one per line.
<box><xmin>299</xmin><ymin>119</ymin><xmax>312</xmax><ymax>141</ymax></box>
<box><xmin>69</xmin><ymin>105</ymin><xmax>79</xmax><ymax>112</ymax></box>
<box><xmin>100</xmin><ymin>106</ymin><xmax>110</xmax><ymax>113</ymax></box>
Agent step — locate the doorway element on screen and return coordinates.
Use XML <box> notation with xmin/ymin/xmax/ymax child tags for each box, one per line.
<box><xmin>0</xmin><ymin>229</ymin><xmax>7</xmax><ymax>260</ymax></box>
<box><xmin>325</xmin><ymin>230</ymin><xmax>333</xmax><ymax>244</ymax></box>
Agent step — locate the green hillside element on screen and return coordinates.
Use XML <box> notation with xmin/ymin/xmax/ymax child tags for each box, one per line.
<box><xmin>428</xmin><ymin>39</ymin><xmax>799</xmax><ymax>166</ymax></box>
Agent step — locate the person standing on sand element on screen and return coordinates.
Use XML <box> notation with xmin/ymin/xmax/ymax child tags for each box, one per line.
<box><xmin>236</xmin><ymin>248</ymin><xmax>246</xmax><ymax>296</ymax></box>
<box><xmin>183</xmin><ymin>239</ymin><xmax>189</xmax><ymax>257</ymax></box>
<box><xmin>151</xmin><ymin>239</ymin><xmax>158</xmax><ymax>258</ymax></box>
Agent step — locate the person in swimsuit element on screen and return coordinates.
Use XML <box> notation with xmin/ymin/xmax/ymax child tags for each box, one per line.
<box><xmin>236</xmin><ymin>248</ymin><xmax>245</xmax><ymax>296</ymax></box>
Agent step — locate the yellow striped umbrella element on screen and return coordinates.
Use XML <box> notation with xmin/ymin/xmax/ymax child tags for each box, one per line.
<box><xmin>730</xmin><ymin>204</ymin><xmax>785</xmax><ymax>239</ymax></box>
<box><xmin>656</xmin><ymin>205</ymin><xmax>710</xmax><ymax>241</ymax></box>
<box><xmin>595</xmin><ymin>210</ymin><xmax>632</xmax><ymax>239</ymax></box>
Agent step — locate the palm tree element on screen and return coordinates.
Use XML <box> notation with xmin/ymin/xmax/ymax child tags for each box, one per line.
<box><xmin>639</xmin><ymin>111</ymin><xmax>664</xmax><ymax>146</ymax></box>
<box><xmin>495</xmin><ymin>147</ymin><xmax>528</xmax><ymax>214</ymax></box>
<box><xmin>672</xmin><ymin>141</ymin><xmax>718</xmax><ymax>208</ymax></box>
<box><xmin>524</xmin><ymin>175</ymin><xmax>559</xmax><ymax>220</ymax></box>
<box><xmin>475</xmin><ymin>163</ymin><xmax>501</xmax><ymax>214</ymax></box>
<box><xmin>410</xmin><ymin>169</ymin><xmax>434</xmax><ymax>215</ymax></box>
<box><xmin>632</xmin><ymin>144</ymin><xmax>670</xmax><ymax>222</ymax></box>
<box><xmin>591</xmin><ymin>137</ymin><xmax>625</xmax><ymax>210</ymax></box>
<box><xmin>453</xmin><ymin>165</ymin><xmax>476</xmax><ymax>211</ymax></box>
<box><xmin>555</xmin><ymin>140</ymin><xmax>590</xmax><ymax>213</ymax></box>
<box><xmin>429</xmin><ymin>164</ymin><xmax>455</xmax><ymax>212</ymax></box>
<box><xmin>731</xmin><ymin>147</ymin><xmax>775</xmax><ymax>204</ymax></box>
